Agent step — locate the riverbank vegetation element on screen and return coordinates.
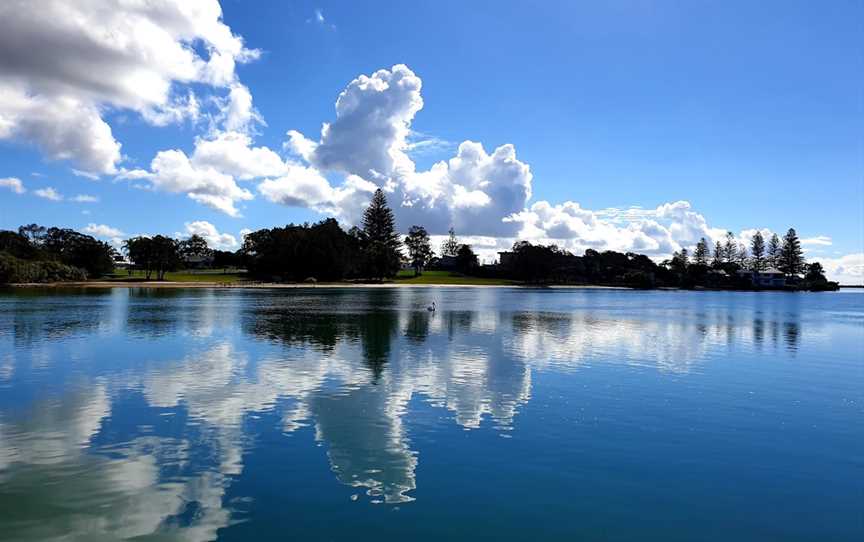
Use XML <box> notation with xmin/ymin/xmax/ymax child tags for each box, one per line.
<box><xmin>1</xmin><ymin>189</ymin><xmax>838</xmax><ymax>290</ymax></box>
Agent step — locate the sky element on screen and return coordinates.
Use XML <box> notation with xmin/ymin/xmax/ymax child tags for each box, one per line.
<box><xmin>0</xmin><ymin>0</ymin><xmax>861</xmax><ymax>282</ymax></box>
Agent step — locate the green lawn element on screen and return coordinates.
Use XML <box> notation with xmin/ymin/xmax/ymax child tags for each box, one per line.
<box><xmin>395</xmin><ymin>269</ymin><xmax>515</xmax><ymax>285</ymax></box>
<box><xmin>105</xmin><ymin>269</ymin><xmax>246</xmax><ymax>283</ymax></box>
<box><xmin>101</xmin><ymin>268</ymin><xmax>513</xmax><ymax>286</ymax></box>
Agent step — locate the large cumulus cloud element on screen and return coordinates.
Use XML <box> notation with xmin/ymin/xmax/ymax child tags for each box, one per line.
<box><xmin>271</xmin><ymin>64</ymin><xmax>533</xmax><ymax>236</ymax></box>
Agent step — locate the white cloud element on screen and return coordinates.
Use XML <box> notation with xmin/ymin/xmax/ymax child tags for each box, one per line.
<box><xmin>814</xmin><ymin>253</ymin><xmax>864</xmax><ymax>285</ymax></box>
<box><xmin>190</xmin><ymin>131</ymin><xmax>287</xmax><ymax>180</ymax></box>
<box><xmin>182</xmin><ymin>220</ymin><xmax>238</xmax><ymax>250</ymax></box>
<box><xmin>0</xmin><ymin>0</ymin><xmax>259</xmax><ymax>175</ymax></box>
<box><xmin>307</xmin><ymin>8</ymin><xmax>334</xmax><ymax>29</ymax></box>
<box><xmin>297</xmin><ymin>64</ymin><xmax>423</xmax><ymax>179</ymax></box>
<box><xmin>146</xmin><ymin>148</ymin><xmax>254</xmax><ymax>217</ymax></box>
<box><xmin>279</xmin><ymin>65</ymin><xmax>533</xmax><ymax>236</ymax></box>
<box><xmin>801</xmin><ymin>236</ymin><xmax>832</xmax><ymax>246</ymax></box>
<box><xmin>406</xmin><ymin>131</ymin><xmax>454</xmax><ymax>156</ymax></box>
<box><xmin>33</xmin><ymin>186</ymin><xmax>63</xmax><ymax>201</ymax></box>
<box><xmin>0</xmin><ymin>176</ymin><xmax>25</xmax><ymax>194</ymax></box>
<box><xmin>258</xmin><ymin>170</ymin><xmax>377</xmax><ymax>215</ymax></box>
<box><xmin>127</xmin><ymin>129</ymin><xmax>292</xmax><ymax>216</ymax></box>
<box><xmin>219</xmin><ymin>83</ymin><xmax>263</xmax><ymax>134</ymax></box>
<box><xmin>72</xmin><ymin>194</ymin><xmax>99</xmax><ymax>203</ymax></box>
<box><xmin>84</xmin><ymin>223</ymin><xmax>125</xmax><ymax>239</ymax></box>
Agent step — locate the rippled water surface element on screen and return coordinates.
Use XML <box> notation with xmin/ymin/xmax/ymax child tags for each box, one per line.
<box><xmin>0</xmin><ymin>287</ymin><xmax>861</xmax><ymax>541</ymax></box>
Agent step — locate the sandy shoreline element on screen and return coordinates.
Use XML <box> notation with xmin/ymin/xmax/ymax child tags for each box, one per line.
<box><xmin>7</xmin><ymin>281</ymin><xmax>631</xmax><ymax>290</ymax></box>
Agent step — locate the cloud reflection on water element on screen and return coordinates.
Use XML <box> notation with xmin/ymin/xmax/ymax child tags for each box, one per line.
<box><xmin>0</xmin><ymin>288</ymin><xmax>824</xmax><ymax>538</ymax></box>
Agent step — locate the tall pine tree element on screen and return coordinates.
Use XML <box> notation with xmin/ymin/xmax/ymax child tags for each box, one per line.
<box><xmin>767</xmin><ymin>233</ymin><xmax>781</xmax><ymax>269</ymax></box>
<box><xmin>712</xmin><ymin>240</ymin><xmax>724</xmax><ymax>268</ymax></box>
<box><xmin>779</xmin><ymin>228</ymin><xmax>805</xmax><ymax>277</ymax></box>
<box><xmin>440</xmin><ymin>227</ymin><xmax>459</xmax><ymax>257</ymax></box>
<box><xmin>723</xmin><ymin>231</ymin><xmax>737</xmax><ymax>263</ymax></box>
<box><xmin>750</xmin><ymin>231</ymin><xmax>766</xmax><ymax>271</ymax></box>
<box><xmin>693</xmin><ymin>238</ymin><xmax>710</xmax><ymax>266</ymax></box>
<box><xmin>362</xmin><ymin>189</ymin><xmax>402</xmax><ymax>280</ymax></box>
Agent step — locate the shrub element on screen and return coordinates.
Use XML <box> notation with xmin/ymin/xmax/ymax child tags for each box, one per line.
<box><xmin>0</xmin><ymin>252</ymin><xmax>87</xmax><ymax>284</ymax></box>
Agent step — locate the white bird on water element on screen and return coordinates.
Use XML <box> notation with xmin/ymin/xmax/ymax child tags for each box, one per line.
<box><xmin>427</xmin><ymin>301</ymin><xmax>436</xmax><ymax>312</ymax></box>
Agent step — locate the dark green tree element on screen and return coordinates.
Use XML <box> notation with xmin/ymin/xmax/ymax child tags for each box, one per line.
<box><xmin>750</xmin><ymin>231</ymin><xmax>766</xmax><ymax>271</ymax></box>
<box><xmin>671</xmin><ymin>248</ymin><xmax>689</xmax><ymax>274</ymax></box>
<box><xmin>124</xmin><ymin>236</ymin><xmax>155</xmax><ymax>279</ymax></box>
<box><xmin>124</xmin><ymin>236</ymin><xmax>180</xmax><ymax>280</ymax></box>
<box><xmin>693</xmin><ymin>238</ymin><xmax>710</xmax><ymax>266</ymax></box>
<box><xmin>767</xmin><ymin>233</ymin><xmax>781</xmax><ymax>268</ymax></box>
<box><xmin>455</xmin><ymin>244</ymin><xmax>479</xmax><ymax>274</ymax></box>
<box><xmin>779</xmin><ymin>228</ymin><xmax>805</xmax><ymax>276</ymax></box>
<box><xmin>404</xmin><ymin>225</ymin><xmax>433</xmax><ymax>276</ymax></box>
<box><xmin>179</xmin><ymin>234</ymin><xmax>211</xmax><ymax>263</ymax></box>
<box><xmin>723</xmin><ymin>231</ymin><xmax>737</xmax><ymax>263</ymax></box>
<box><xmin>362</xmin><ymin>189</ymin><xmax>402</xmax><ymax>280</ymax></box>
<box><xmin>18</xmin><ymin>224</ymin><xmax>47</xmax><ymax>247</ymax></box>
<box><xmin>735</xmin><ymin>243</ymin><xmax>748</xmax><ymax>267</ymax></box>
<box><xmin>440</xmin><ymin>227</ymin><xmax>459</xmax><ymax>257</ymax></box>
<box><xmin>150</xmin><ymin>235</ymin><xmax>181</xmax><ymax>280</ymax></box>
<box><xmin>712</xmin><ymin>240</ymin><xmax>723</xmax><ymax>268</ymax></box>
<box><xmin>42</xmin><ymin>227</ymin><xmax>114</xmax><ymax>277</ymax></box>
<box><xmin>804</xmin><ymin>262</ymin><xmax>826</xmax><ymax>282</ymax></box>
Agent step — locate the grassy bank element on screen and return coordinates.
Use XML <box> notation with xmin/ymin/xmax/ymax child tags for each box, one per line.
<box><xmin>106</xmin><ymin>269</ymin><xmax>246</xmax><ymax>283</ymax></box>
<box><xmin>394</xmin><ymin>270</ymin><xmax>515</xmax><ymax>286</ymax></box>
<box><xmin>99</xmin><ymin>269</ymin><xmax>516</xmax><ymax>286</ymax></box>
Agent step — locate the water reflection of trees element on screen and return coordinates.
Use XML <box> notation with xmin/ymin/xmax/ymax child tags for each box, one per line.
<box><xmin>0</xmin><ymin>288</ymin><xmax>113</xmax><ymax>345</ymax></box>
<box><xmin>0</xmin><ymin>287</ymin><xmax>816</xmax><ymax>529</ymax></box>
<box><xmin>243</xmin><ymin>288</ymin><xmax>400</xmax><ymax>380</ymax></box>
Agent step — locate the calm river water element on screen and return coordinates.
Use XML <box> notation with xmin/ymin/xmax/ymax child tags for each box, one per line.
<box><xmin>0</xmin><ymin>287</ymin><xmax>861</xmax><ymax>541</ymax></box>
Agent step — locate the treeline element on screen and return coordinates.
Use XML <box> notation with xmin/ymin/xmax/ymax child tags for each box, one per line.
<box><xmin>485</xmin><ymin>228</ymin><xmax>835</xmax><ymax>290</ymax></box>
<box><xmin>1</xmin><ymin>189</ymin><xmax>838</xmax><ymax>290</ymax></box>
<box><xmin>242</xmin><ymin>190</ymin><xmax>404</xmax><ymax>281</ymax></box>
<box><xmin>667</xmin><ymin>229</ymin><xmax>836</xmax><ymax>290</ymax></box>
<box><xmin>0</xmin><ymin>224</ymin><xmax>115</xmax><ymax>283</ymax></box>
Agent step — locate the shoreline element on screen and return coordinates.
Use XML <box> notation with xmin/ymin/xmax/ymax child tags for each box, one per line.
<box><xmin>5</xmin><ymin>282</ymin><xmax>857</xmax><ymax>291</ymax></box>
<box><xmin>6</xmin><ymin>281</ymin><xmax>632</xmax><ymax>290</ymax></box>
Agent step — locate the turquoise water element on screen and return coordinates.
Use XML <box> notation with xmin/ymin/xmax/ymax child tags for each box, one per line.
<box><xmin>0</xmin><ymin>287</ymin><xmax>861</xmax><ymax>541</ymax></box>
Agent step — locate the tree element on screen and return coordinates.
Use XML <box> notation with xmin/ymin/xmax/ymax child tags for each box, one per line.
<box><xmin>805</xmin><ymin>262</ymin><xmax>826</xmax><ymax>282</ymax></box>
<box><xmin>440</xmin><ymin>227</ymin><xmax>459</xmax><ymax>257</ymax></box>
<box><xmin>179</xmin><ymin>234</ymin><xmax>211</xmax><ymax>263</ymax></box>
<box><xmin>242</xmin><ymin>219</ymin><xmax>362</xmax><ymax>281</ymax></box>
<box><xmin>712</xmin><ymin>240</ymin><xmax>723</xmax><ymax>268</ymax></box>
<box><xmin>124</xmin><ymin>237</ymin><xmax>155</xmax><ymax>279</ymax></box>
<box><xmin>212</xmin><ymin>250</ymin><xmax>239</xmax><ymax>273</ymax></box>
<box><xmin>18</xmin><ymin>224</ymin><xmax>46</xmax><ymax>247</ymax></box>
<box><xmin>779</xmin><ymin>228</ymin><xmax>805</xmax><ymax>277</ymax></box>
<box><xmin>767</xmin><ymin>233</ymin><xmax>781</xmax><ymax>268</ymax></box>
<box><xmin>41</xmin><ymin>227</ymin><xmax>114</xmax><ymax>277</ymax></box>
<box><xmin>671</xmin><ymin>248</ymin><xmax>689</xmax><ymax>274</ymax></box>
<box><xmin>750</xmin><ymin>231</ymin><xmax>766</xmax><ymax>271</ymax></box>
<box><xmin>404</xmin><ymin>225</ymin><xmax>433</xmax><ymax>276</ymax></box>
<box><xmin>735</xmin><ymin>243</ymin><xmax>748</xmax><ymax>267</ymax></box>
<box><xmin>455</xmin><ymin>244</ymin><xmax>479</xmax><ymax>274</ymax></box>
<box><xmin>693</xmin><ymin>238</ymin><xmax>710</xmax><ymax>266</ymax></box>
<box><xmin>361</xmin><ymin>189</ymin><xmax>402</xmax><ymax>280</ymax></box>
<box><xmin>150</xmin><ymin>235</ymin><xmax>181</xmax><ymax>280</ymax></box>
<box><xmin>124</xmin><ymin>235</ymin><xmax>180</xmax><ymax>280</ymax></box>
<box><xmin>723</xmin><ymin>231</ymin><xmax>737</xmax><ymax>263</ymax></box>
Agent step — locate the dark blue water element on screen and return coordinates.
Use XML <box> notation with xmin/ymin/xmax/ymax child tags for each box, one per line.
<box><xmin>0</xmin><ymin>287</ymin><xmax>861</xmax><ymax>541</ymax></box>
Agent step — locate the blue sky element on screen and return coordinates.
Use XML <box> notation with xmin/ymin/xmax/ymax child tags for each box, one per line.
<box><xmin>0</xmin><ymin>1</ymin><xmax>861</xmax><ymax>280</ymax></box>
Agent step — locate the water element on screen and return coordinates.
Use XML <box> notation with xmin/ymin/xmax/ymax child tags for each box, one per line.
<box><xmin>0</xmin><ymin>287</ymin><xmax>861</xmax><ymax>541</ymax></box>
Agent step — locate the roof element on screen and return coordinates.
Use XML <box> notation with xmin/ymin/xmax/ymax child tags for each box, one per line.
<box><xmin>762</xmin><ymin>267</ymin><xmax>783</xmax><ymax>274</ymax></box>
